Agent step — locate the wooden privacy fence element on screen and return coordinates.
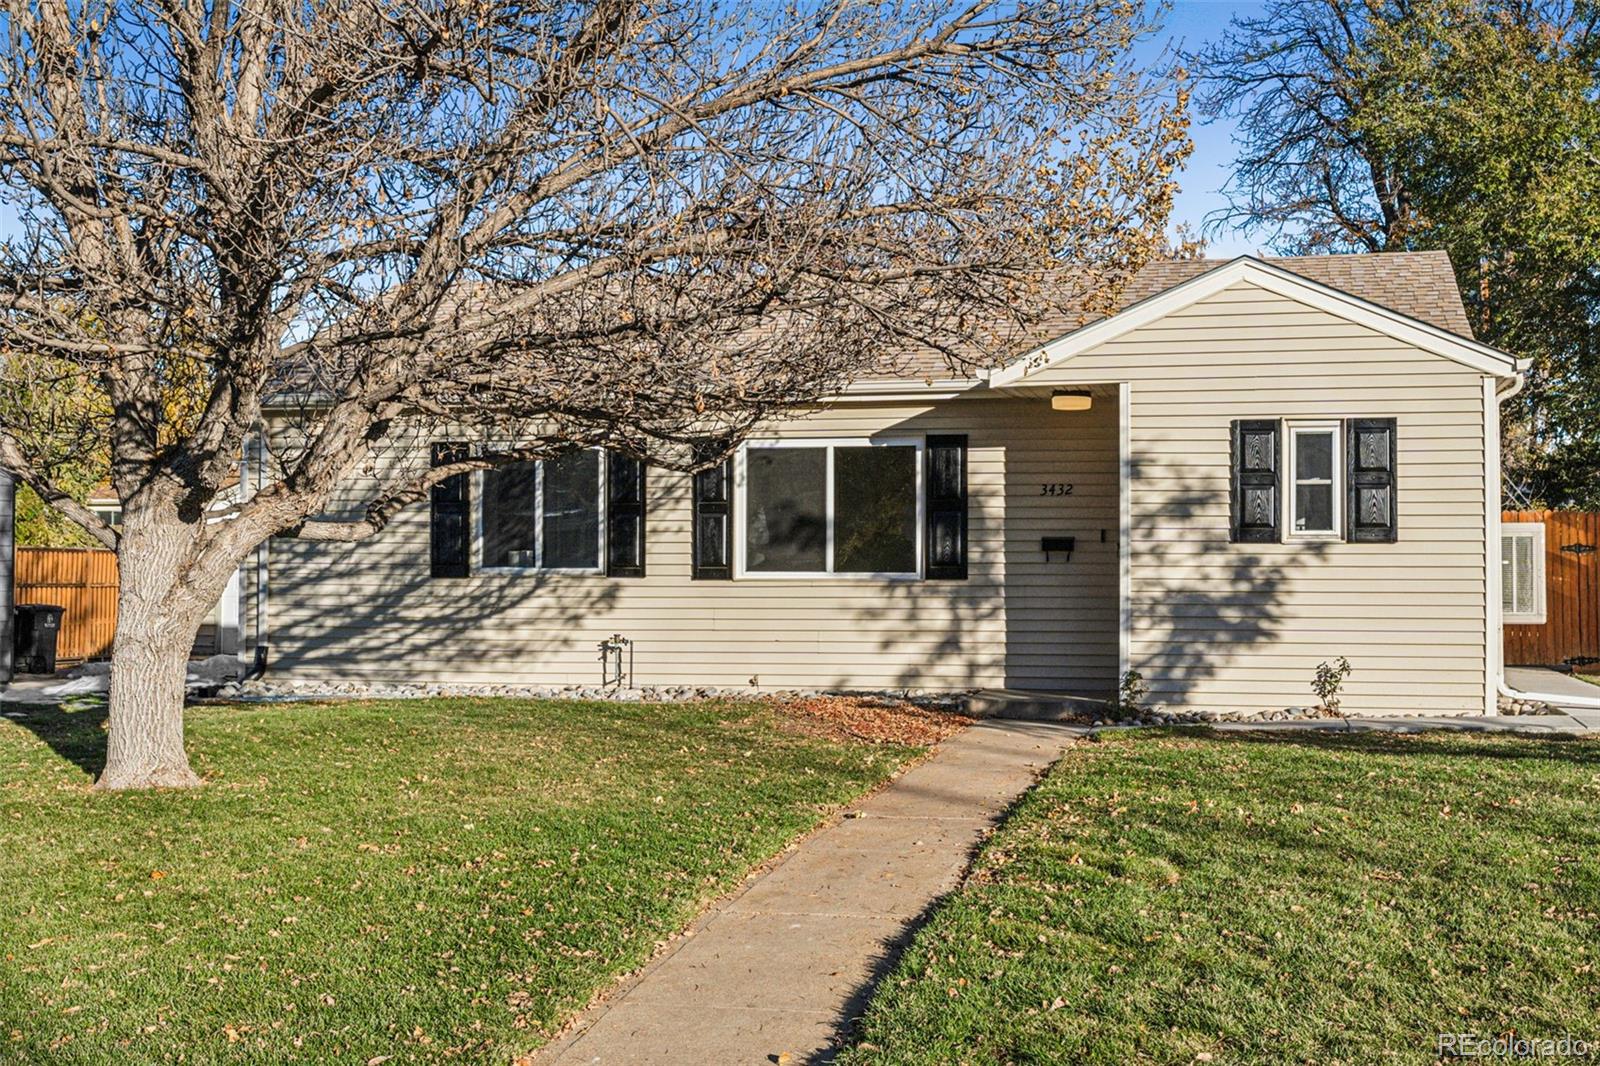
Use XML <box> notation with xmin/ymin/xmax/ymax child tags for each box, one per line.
<box><xmin>1503</xmin><ymin>510</ymin><xmax>1600</xmax><ymax>668</ymax></box>
<box><xmin>13</xmin><ymin>547</ymin><xmax>118</xmax><ymax>662</ymax></box>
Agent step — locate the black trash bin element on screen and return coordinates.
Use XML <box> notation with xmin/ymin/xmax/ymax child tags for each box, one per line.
<box><xmin>14</xmin><ymin>604</ymin><xmax>65</xmax><ymax>675</ymax></box>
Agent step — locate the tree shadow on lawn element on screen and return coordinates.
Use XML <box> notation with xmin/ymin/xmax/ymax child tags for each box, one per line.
<box><xmin>2</xmin><ymin>698</ymin><xmax>109</xmax><ymax>779</ymax></box>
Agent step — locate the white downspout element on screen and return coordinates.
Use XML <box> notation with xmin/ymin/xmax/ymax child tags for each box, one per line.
<box><xmin>1497</xmin><ymin>676</ymin><xmax>1600</xmax><ymax>708</ymax></box>
<box><xmin>240</xmin><ymin>429</ymin><xmax>269</xmax><ymax>666</ymax></box>
<box><xmin>1489</xmin><ymin>372</ymin><xmax>1600</xmax><ymax>709</ymax></box>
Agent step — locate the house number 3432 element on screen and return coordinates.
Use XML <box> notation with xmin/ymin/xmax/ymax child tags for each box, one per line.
<box><xmin>1040</xmin><ymin>483</ymin><xmax>1074</xmax><ymax>496</ymax></box>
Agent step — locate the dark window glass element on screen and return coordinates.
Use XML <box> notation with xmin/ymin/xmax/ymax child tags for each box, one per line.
<box><xmin>745</xmin><ymin>448</ymin><xmax>826</xmax><ymax>572</ymax></box>
<box><xmin>1292</xmin><ymin>429</ymin><xmax>1336</xmax><ymax>532</ymax></box>
<box><xmin>542</xmin><ymin>450</ymin><xmax>601</xmax><ymax>569</ymax></box>
<box><xmin>1295</xmin><ymin>432</ymin><xmax>1333</xmax><ymax>480</ymax></box>
<box><xmin>1294</xmin><ymin>483</ymin><xmax>1334</xmax><ymax>532</ymax></box>
<box><xmin>834</xmin><ymin>446</ymin><xmax>917</xmax><ymax>573</ymax></box>
<box><xmin>483</xmin><ymin>462</ymin><xmax>538</xmax><ymax>567</ymax></box>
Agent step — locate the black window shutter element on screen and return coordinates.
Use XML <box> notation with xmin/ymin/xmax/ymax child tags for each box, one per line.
<box><xmin>430</xmin><ymin>441</ymin><xmax>471</xmax><ymax>578</ymax></box>
<box><xmin>1345</xmin><ymin>418</ymin><xmax>1398</xmax><ymax>542</ymax></box>
<box><xmin>1230</xmin><ymin>420</ymin><xmax>1280</xmax><ymax>543</ymax></box>
<box><xmin>925</xmin><ymin>434</ymin><xmax>968</xmax><ymax>580</ymax></box>
<box><xmin>691</xmin><ymin>453</ymin><xmax>733</xmax><ymax>580</ymax></box>
<box><xmin>605</xmin><ymin>452</ymin><xmax>647</xmax><ymax>577</ymax></box>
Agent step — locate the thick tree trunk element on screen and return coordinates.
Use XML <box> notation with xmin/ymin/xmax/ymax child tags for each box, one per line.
<box><xmin>97</xmin><ymin>613</ymin><xmax>201</xmax><ymax>790</ymax></box>
<box><xmin>95</xmin><ymin>517</ymin><xmax>216</xmax><ymax>791</ymax></box>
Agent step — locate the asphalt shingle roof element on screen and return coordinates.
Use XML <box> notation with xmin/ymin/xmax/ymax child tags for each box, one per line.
<box><xmin>1121</xmin><ymin>251</ymin><xmax>1474</xmax><ymax>338</ymax></box>
<box><xmin>872</xmin><ymin>250</ymin><xmax>1476</xmax><ymax>382</ymax></box>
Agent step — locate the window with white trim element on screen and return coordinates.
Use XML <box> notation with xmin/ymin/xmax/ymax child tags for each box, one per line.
<box><xmin>1502</xmin><ymin>522</ymin><xmax>1546</xmax><ymax>624</ymax></box>
<box><xmin>1284</xmin><ymin>421</ymin><xmax>1341</xmax><ymax>537</ymax></box>
<box><xmin>738</xmin><ymin>439</ymin><xmax>922</xmax><ymax>577</ymax></box>
<box><xmin>479</xmin><ymin>450</ymin><xmax>604</xmax><ymax>571</ymax></box>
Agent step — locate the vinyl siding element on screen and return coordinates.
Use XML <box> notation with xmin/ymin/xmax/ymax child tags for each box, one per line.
<box><xmin>263</xmin><ymin>277</ymin><xmax>1494</xmax><ymax>714</ymax></box>
<box><xmin>1020</xmin><ymin>279</ymin><xmax>1490</xmax><ymax>715</ymax></box>
<box><xmin>264</xmin><ymin>395</ymin><xmax>1121</xmax><ymax>693</ymax></box>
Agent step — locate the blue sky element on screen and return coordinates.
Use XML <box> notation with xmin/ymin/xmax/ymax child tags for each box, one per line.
<box><xmin>1154</xmin><ymin>0</ymin><xmax>1268</xmax><ymax>257</ymax></box>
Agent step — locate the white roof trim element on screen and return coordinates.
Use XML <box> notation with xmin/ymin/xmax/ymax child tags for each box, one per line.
<box><xmin>983</xmin><ymin>256</ymin><xmax>1526</xmax><ymax>387</ymax></box>
<box><xmin>834</xmin><ymin>378</ymin><xmax>976</xmax><ymax>401</ymax></box>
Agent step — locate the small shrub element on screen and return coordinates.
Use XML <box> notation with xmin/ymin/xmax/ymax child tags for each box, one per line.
<box><xmin>1106</xmin><ymin>669</ymin><xmax>1149</xmax><ymax>721</ymax></box>
<box><xmin>1311</xmin><ymin>656</ymin><xmax>1353</xmax><ymax>712</ymax></box>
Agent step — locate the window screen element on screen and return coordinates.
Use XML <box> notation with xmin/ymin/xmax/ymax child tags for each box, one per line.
<box><xmin>834</xmin><ymin>446</ymin><xmax>917</xmax><ymax>573</ymax></box>
<box><xmin>542</xmin><ymin>450</ymin><xmax>601</xmax><ymax>569</ymax></box>
<box><xmin>1290</xmin><ymin>426</ymin><xmax>1337</xmax><ymax>534</ymax></box>
<box><xmin>480</xmin><ymin>453</ymin><xmax>602</xmax><ymax>570</ymax></box>
<box><xmin>745</xmin><ymin>447</ymin><xmax>827</xmax><ymax>572</ymax></box>
<box><xmin>483</xmin><ymin>462</ymin><xmax>538</xmax><ymax>568</ymax></box>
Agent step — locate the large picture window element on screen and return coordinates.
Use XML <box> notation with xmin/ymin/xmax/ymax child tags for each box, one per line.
<box><xmin>1284</xmin><ymin>421</ymin><xmax>1341</xmax><ymax>538</ymax></box>
<box><xmin>739</xmin><ymin>440</ymin><xmax>921</xmax><ymax>577</ymax></box>
<box><xmin>479</xmin><ymin>450</ymin><xmax>603</xmax><ymax>571</ymax></box>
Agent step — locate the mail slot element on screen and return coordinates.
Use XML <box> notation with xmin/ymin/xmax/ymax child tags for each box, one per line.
<box><xmin>1041</xmin><ymin>536</ymin><xmax>1075</xmax><ymax>561</ymax></box>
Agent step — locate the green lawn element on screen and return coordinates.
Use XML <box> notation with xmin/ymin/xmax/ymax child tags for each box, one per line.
<box><xmin>843</xmin><ymin>729</ymin><xmax>1600</xmax><ymax>1065</ymax></box>
<box><xmin>0</xmin><ymin>697</ymin><xmax>917</xmax><ymax>1064</ymax></box>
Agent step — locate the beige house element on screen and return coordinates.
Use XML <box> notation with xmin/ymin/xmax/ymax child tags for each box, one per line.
<box><xmin>255</xmin><ymin>253</ymin><xmax>1528</xmax><ymax>716</ymax></box>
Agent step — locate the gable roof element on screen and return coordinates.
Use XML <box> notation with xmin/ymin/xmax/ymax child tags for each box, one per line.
<box><xmin>977</xmin><ymin>253</ymin><xmax>1524</xmax><ymax>389</ymax></box>
<box><xmin>1094</xmin><ymin>251</ymin><xmax>1478</xmax><ymax>338</ymax></box>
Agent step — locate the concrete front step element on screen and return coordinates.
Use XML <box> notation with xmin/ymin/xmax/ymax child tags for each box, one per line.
<box><xmin>962</xmin><ymin>688</ymin><xmax>1104</xmax><ymax>721</ymax></box>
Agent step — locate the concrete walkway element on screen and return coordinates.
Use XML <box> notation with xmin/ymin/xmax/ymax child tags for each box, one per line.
<box><xmin>538</xmin><ymin>717</ymin><xmax>1084</xmax><ymax>1066</ymax></box>
<box><xmin>537</xmin><ymin>691</ymin><xmax>1600</xmax><ymax>1065</ymax></box>
<box><xmin>1505</xmin><ymin>666</ymin><xmax>1600</xmax><ymax>730</ymax></box>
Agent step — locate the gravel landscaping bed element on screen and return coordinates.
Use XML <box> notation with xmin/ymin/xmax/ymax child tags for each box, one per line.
<box><xmin>1497</xmin><ymin>694</ymin><xmax>1564</xmax><ymax>715</ymax></box>
<box><xmin>1090</xmin><ymin>704</ymin><xmax>1349</xmax><ymax>727</ymax></box>
<box><xmin>57</xmin><ymin>663</ymin><xmax>1568</xmax><ymax>722</ymax></box>
<box><xmin>229</xmin><ymin>676</ymin><xmax>972</xmax><ymax>708</ymax></box>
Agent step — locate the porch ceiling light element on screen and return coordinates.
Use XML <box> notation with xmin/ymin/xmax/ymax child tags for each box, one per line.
<box><xmin>1051</xmin><ymin>390</ymin><xmax>1093</xmax><ymax>412</ymax></box>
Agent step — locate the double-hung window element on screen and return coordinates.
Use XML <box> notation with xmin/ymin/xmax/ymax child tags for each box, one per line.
<box><xmin>1284</xmin><ymin>421</ymin><xmax>1341</xmax><ymax>538</ymax></box>
<box><xmin>738</xmin><ymin>439</ymin><xmax>922</xmax><ymax>577</ymax></box>
<box><xmin>1501</xmin><ymin>522</ymin><xmax>1546</xmax><ymax>624</ymax></box>
<box><xmin>479</xmin><ymin>450</ymin><xmax>604</xmax><ymax>571</ymax></box>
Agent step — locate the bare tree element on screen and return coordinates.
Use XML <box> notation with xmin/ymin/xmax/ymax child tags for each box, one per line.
<box><xmin>0</xmin><ymin>0</ymin><xmax>1189</xmax><ymax>790</ymax></box>
<box><xmin>1189</xmin><ymin>0</ymin><xmax>1417</xmax><ymax>252</ymax></box>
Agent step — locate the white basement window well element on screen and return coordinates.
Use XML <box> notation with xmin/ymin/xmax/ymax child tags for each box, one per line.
<box><xmin>476</xmin><ymin>449</ymin><xmax>605</xmax><ymax>573</ymax></box>
<box><xmin>1502</xmin><ymin>521</ymin><xmax>1547</xmax><ymax>624</ymax></box>
<box><xmin>736</xmin><ymin>438</ymin><xmax>923</xmax><ymax>579</ymax></box>
<box><xmin>1284</xmin><ymin>420</ymin><xmax>1342</xmax><ymax>540</ymax></box>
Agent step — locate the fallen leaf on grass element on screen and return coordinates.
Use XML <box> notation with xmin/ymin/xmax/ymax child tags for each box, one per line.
<box><xmin>773</xmin><ymin>696</ymin><xmax>973</xmax><ymax>745</ymax></box>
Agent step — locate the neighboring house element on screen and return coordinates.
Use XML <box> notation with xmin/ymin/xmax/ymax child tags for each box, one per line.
<box><xmin>253</xmin><ymin>253</ymin><xmax>1527</xmax><ymax>716</ymax></box>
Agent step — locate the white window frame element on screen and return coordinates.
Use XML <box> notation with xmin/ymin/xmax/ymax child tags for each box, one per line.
<box><xmin>1501</xmin><ymin>521</ymin><xmax>1547</xmax><ymax>624</ymax></box>
<box><xmin>1283</xmin><ymin>419</ymin><xmax>1343</xmax><ymax>541</ymax></box>
<box><xmin>734</xmin><ymin>437</ymin><xmax>924</xmax><ymax>581</ymax></box>
<box><xmin>474</xmin><ymin>451</ymin><xmax>607</xmax><ymax>575</ymax></box>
